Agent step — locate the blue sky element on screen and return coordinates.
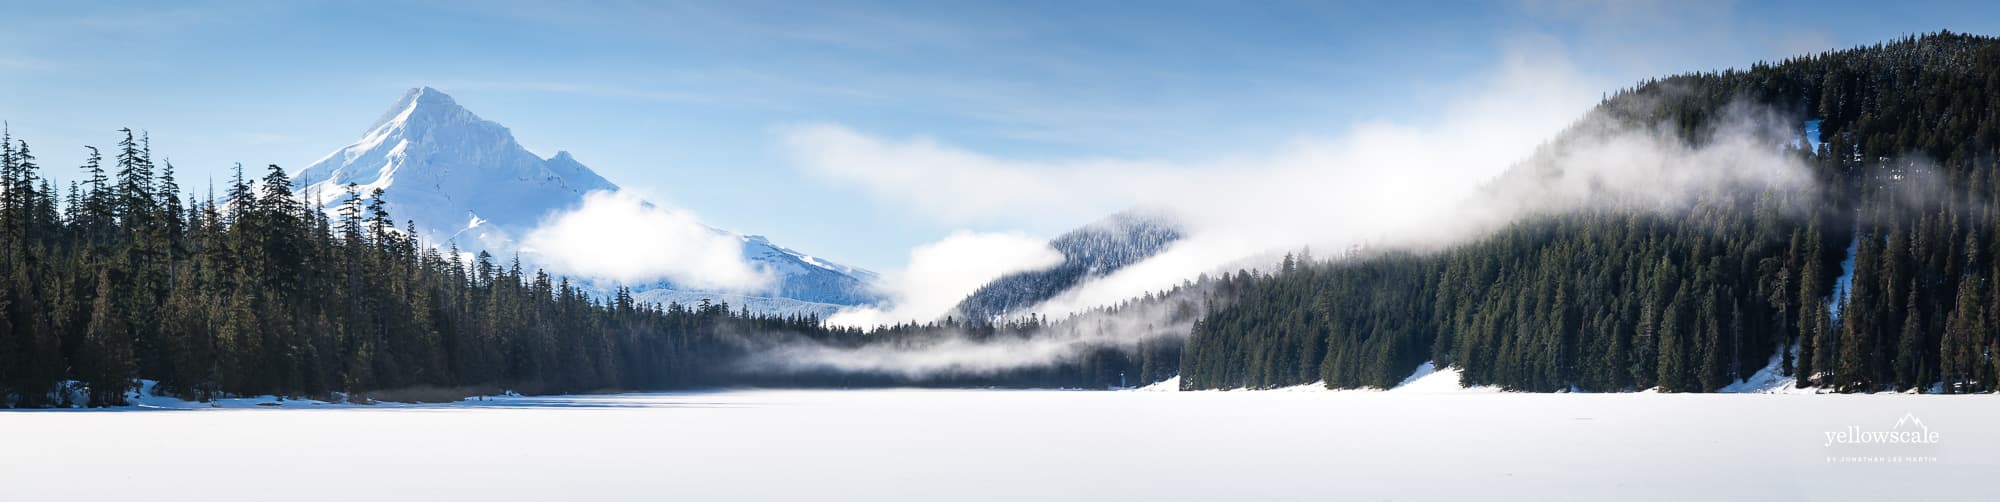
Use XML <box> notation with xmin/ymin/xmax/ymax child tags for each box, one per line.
<box><xmin>3</xmin><ymin>0</ymin><xmax>1998</xmax><ymax>271</ymax></box>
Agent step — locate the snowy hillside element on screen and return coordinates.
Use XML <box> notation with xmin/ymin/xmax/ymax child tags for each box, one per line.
<box><xmin>952</xmin><ymin>210</ymin><xmax>1183</xmax><ymax>321</ymax></box>
<box><xmin>294</xmin><ymin>87</ymin><xmax>878</xmax><ymax>309</ymax></box>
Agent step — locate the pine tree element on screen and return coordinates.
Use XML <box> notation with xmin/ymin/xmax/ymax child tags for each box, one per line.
<box><xmin>81</xmin><ymin>268</ymin><xmax>133</xmax><ymax>406</ymax></box>
<box><xmin>1795</xmin><ymin>225</ymin><xmax>1825</xmax><ymax>387</ymax></box>
<box><xmin>1894</xmin><ymin>285</ymin><xmax>1924</xmax><ymax>391</ymax></box>
<box><xmin>1656</xmin><ymin>285</ymin><xmax>1691</xmax><ymax>392</ymax></box>
<box><xmin>1940</xmin><ymin>275</ymin><xmax>1986</xmax><ymax>393</ymax></box>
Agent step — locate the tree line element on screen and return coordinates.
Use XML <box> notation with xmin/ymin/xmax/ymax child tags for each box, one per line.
<box><xmin>0</xmin><ymin>127</ymin><xmax>872</xmax><ymax>407</ymax></box>
<box><xmin>0</xmin><ymin>127</ymin><xmax>1197</xmax><ymax>406</ymax></box>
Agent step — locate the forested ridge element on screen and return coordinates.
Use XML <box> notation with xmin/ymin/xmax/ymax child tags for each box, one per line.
<box><xmin>1180</xmin><ymin>31</ymin><xmax>2000</xmax><ymax>393</ymax></box>
<box><xmin>953</xmin><ymin>210</ymin><xmax>1183</xmax><ymax>321</ymax></box>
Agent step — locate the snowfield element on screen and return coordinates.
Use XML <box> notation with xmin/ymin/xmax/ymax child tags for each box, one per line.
<box><xmin>4</xmin><ymin>389</ymin><xmax>1995</xmax><ymax>501</ymax></box>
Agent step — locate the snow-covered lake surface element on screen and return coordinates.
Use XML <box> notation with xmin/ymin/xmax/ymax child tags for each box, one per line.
<box><xmin>4</xmin><ymin>389</ymin><xmax>1995</xmax><ymax>501</ymax></box>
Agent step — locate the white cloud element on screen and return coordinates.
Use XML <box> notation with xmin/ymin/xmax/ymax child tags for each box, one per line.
<box><xmin>520</xmin><ymin>190</ymin><xmax>773</xmax><ymax>292</ymax></box>
<box><xmin>786</xmin><ymin>52</ymin><xmax>1605</xmax><ymax>316</ymax></box>
<box><xmin>786</xmin><ymin>48</ymin><xmax>1819</xmax><ymax>320</ymax></box>
<box><xmin>826</xmin><ymin>230</ymin><xmax>1062</xmax><ymax>327</ymax></box>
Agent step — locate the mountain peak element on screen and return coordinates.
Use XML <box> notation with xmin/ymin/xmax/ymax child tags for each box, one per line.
<box><xmin>297</xmin><ymin>86</ymin><xmax>616</xmax><ymax>250</ymax></box>
<box><xmin>406</xmin><ymin>85</ymin><xmax>459</xmax><ymax>107</ymax></box>
<box><xmin>295</xmin><ymin>87</ymin><xmax>879</xmax><ymax>311</ymax></box>
<box><xmin>367</xmin><ymin>86</ymin><xmax>473</xmax><ymax>134</ymax></box>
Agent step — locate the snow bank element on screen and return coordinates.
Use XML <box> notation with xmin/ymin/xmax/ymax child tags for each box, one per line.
<box><xmin>119</xmin><ymin>380</ymin><xmax>349</xmax><ymax>409</ymax></box>
<box><xmin>1134</xmin><ymin>376</ymin><xmax>1180</xmax><ymax>392</ymax></box>
<box><xmin>1718</xmin><ymin>346</ymin><xmax>1820</xmax><ymax>394</ymax></box>
<box><xmin>1389</xmin><ymin>361</ymin><xmax>1502</xmax><ymax>393</ymax></box>
<box><xmin>1269</xmin><ymin>380</ymin><xmax>1332</xmax><ymax>392</ymax></box>
<box><xmin>1136</xmin><ymin>361</ymin><xmax>1501</xmax><ymax>393</ymax></box>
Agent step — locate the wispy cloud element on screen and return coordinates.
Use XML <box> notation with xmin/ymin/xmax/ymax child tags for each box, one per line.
<box><xmin>784</xmin><ymin>49</ymin><xmax>1607</xmax><ymax>229</ymax></box>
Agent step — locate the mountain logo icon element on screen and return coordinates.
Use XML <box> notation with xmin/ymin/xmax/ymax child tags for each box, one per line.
<box><xmin>1892</xmin><ymin>412</ymin><xmax>1926</xmax><ymax>431</ymax></box>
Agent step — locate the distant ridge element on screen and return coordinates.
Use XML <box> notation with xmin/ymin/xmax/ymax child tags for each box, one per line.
<box><xmin>953</xmin><ymin>210</ymin><xmax>1183</xmax><ymax>321</ymax></box>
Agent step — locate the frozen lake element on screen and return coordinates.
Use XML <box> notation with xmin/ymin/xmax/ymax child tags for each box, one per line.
<box><xmin>4</xmin><ymin>389</ymin><xmax>1994</xmax><ymax>501</ymax></box>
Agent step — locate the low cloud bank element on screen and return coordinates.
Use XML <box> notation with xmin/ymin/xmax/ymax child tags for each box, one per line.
<box><xmin>521</xmin><ymin>190</ymin><xmax>774</xmax><ymax>292</ymax></box>
<box><xmin>742</xmin><ymin>294</ymin><xmax>1194</xmax><ymax>379</ymax></box>
<box><xmin>791</xmin><ymin>53</ymin><xmax>1819</xmax><ymax>322</ymax></box>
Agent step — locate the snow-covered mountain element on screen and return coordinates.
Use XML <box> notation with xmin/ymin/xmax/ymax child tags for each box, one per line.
<box><xmin>952</xmin><ymin>210</ymin><xmax>1184</xmax><ymax>321</ymax></box>
<box><xmin>295</xmin><ymin>86</ymin><xmax>879</xmax><ymax>311</ymax></box>
<box><xmin>296</xmin><ymin>87</ymin><xmax>616</xmax><ymax>250</ymax></box>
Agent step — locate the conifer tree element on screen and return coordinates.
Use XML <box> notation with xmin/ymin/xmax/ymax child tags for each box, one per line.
<box><xmin>1940</xmin><ymin>276</ymin><xmax>1986</xmax><ymax>393</ymax></box>
<box><xmin>81</xmin><ymin>268</ymin><xmax>133</xmax><ymax>406</ymax></box>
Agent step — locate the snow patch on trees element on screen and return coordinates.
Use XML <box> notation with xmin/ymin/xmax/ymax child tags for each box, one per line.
<box><xmin>1719</xmin><ymin>349</ymin><xmax>1817</xmax><ymax>394</ymax></box>
<box><xmin>1829</xmin><ymin>234</ymin><xmax>1860</xmax><ymax>323</ymax></box>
